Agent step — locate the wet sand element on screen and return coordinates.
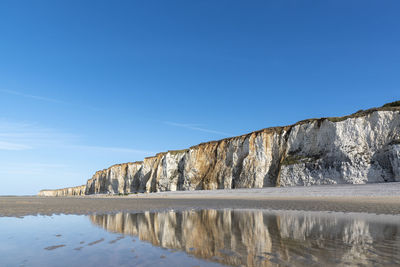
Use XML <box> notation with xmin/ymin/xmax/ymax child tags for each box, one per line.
<box><xmin>1</xmin><ymin>183</ymin><xmax>400</xmax><ymax>217</ymax></box>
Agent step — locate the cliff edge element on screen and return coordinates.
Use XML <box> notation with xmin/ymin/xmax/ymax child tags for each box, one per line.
<box><xmin>38</xmin><ymin>101</ymin><xmax>400</xmax><ymax>196</ymax></box>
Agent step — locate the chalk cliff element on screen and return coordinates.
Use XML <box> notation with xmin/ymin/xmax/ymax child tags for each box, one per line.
<box><xmin>38</xmin><ymin>102</ymin><xmax>400</xmax><ymax>196</ymax></box>
<box><xmin>39</xmin><ymin>185</ymin><xmax>86</xmax><ymax>197</ymax></box>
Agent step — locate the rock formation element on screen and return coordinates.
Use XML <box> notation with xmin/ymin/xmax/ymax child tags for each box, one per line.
<box><xmin>39</xmin><ymin>185</ymin><xmax>86</xmax><ymax>197</ymax></box>
<box><xmin>38</xmin><ymin>101</ymin><xmax>400</xmax><ymax>196</ymax></box>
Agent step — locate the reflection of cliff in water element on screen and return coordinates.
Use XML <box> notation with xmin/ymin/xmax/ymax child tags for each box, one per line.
<box><xmin>89</xmin><ymin>210</ymin><xmax>400</xmax><ymax>267</ymax></box>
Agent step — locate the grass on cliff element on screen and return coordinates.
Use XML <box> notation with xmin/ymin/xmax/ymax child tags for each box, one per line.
<box><xmin>382</xmin><ymin>101</ymin><xmax>400</xmax><ymax>108</ymax></box>
<box><xmin>168</xmin><ymin>149</ymin><xmax>189</xmax><ymax>155</ymax></box>
<box><xmin>296</xmin><ymin>100</ymin><xmax>400</xmax><ymax>125</ymax></box>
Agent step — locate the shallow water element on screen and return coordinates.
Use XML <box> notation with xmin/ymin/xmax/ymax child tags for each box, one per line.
<box><xmin>1</xmin><ymin>209</ymin><xmax>400</xmax><ymax>266</ymax></box>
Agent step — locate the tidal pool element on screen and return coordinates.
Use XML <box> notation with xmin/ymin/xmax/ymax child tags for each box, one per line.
<box><xmin>1</xmin><ymin>209</ymin><xmax>400</xmax><ymax>266</ymax></box>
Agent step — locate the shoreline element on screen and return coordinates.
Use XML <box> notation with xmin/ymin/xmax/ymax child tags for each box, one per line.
<box><xmin>125</xmin><ymin>182</ymin><xmax>400</xmax><ymax>198</ymax></box>
<box><xmin>2</xmin><ymin>183</ymin><xmax>400</xmax><ymax>217</ymax></box>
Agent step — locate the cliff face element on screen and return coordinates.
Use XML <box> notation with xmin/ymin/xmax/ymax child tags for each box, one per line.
<box><xmin>39</xmin><ymin>103</ymin><xmax>400</xmax><ymax>196</ymax></box>
<box><xmin>89</xmin><ymin>210</ymin><xmax>400</xmax><ymax>266</ymax></box>
<box><xmin>38</xmin><ymin>185</ymin><xmax>86</xmax><ymax>197</ymax></box>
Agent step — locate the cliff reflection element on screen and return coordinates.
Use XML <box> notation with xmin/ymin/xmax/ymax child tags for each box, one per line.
<box><xmin>89</xmin><ymin>210</ymin><xmax>400</xmax><ymax>266</ymax></box>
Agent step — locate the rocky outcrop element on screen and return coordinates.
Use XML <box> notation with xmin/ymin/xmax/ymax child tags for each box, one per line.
<box><xmin>89</xmin><ymin>210</ymin><xmax>400</xmax><ymax>266</ymax></box>
<box><xmin>39</xmin><ymin>102</ymin><xmax>400</xmax><ymax>196</ymax></box>
<box><xmin>38</xmin><ymin>185</ymin><xmax>86</xmax><ymax>197</ymax></box>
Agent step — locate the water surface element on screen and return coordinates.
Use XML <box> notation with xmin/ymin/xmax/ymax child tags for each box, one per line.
<box><xmin>1</xmin><ymin>209</ymin><xmax>400</xmax><ymax>266</ymax></box>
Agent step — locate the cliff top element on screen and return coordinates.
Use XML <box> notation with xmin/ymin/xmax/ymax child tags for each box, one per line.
<box><xmin>190</xmin><ymin>100</ymin><xmax>400</xmax><ymax>149</ymax></box>
<box><xmin>39</xmin><ymin>184</ymin><xmax>86</xmax><ymax>192</ymax></box>
<box><xmin>95</xmin><ymin>101</ymin><xmax>400</xmax><ymax>170</ymax></box>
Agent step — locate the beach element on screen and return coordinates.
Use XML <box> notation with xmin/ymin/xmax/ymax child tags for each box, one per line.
<box><xmin>1</xmin><ymin>183</ymin><xmax>400</xmax><ymax>217</ymax></box>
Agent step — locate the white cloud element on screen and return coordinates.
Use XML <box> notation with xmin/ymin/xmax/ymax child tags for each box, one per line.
<box><xmin>0</xmin><ymin>89</ymin><xmax>66</xmax><ymax>104</ymax></box>
<box><xmin>70</xmin><ymin>145</ymin><xmax>156</xmax><ymax>155</ymax></box>
<box><xmin>0</xmin><ymin>120</ymin><xmax>77</xmax><ymax>150</ymax></box>
<box><xmin>0</xmin><ymin>119</ymin><xmax>154</xmax><ymax>155</ymax></box>
<box><xmin>164</xmin><ymin>121</ymin><xmax>232</xmax><ymax>137</ymax></box>
<box><xmin>0</xmin><ymin>162</ymin><xmax>68</xmax><ymax>175</ymax></box>
<box><xmin>0</xmin><ymin>89</ymin><xmax>101</xmax><ymax>111</ymax></box>
<box><xmin>0</xmin><ymin>141</ymin><xmax>32</xmax><ymax>151</ymax></box>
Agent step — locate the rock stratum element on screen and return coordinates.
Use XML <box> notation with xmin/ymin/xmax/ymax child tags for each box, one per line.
<box><xmin>39</xmin><ymin>102</ymin><xmax>400</xmax><ymax>196</ymax></box>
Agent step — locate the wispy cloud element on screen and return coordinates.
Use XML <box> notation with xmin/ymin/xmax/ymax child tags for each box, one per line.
<box><xmin>164</xmin><ymin>121</ymin><xmax>232</xmax><ymax>137</ymax></box>
<box><xmin>0</xmin><ymin>119</ymin><xmax>154</xmax><ymax>155</ymax></box>
<box><xmin>0</xmin><ymin>162</ymin><xmax>69</xmax><ymax>175</ymax></box>
<box><xmin>0</xmin><ymin>120</ymin><xmax>77</xmax><ymax>151</ymax></box>
<box><xmin>70</xmin><ymin>145</ymin><xmax>156</xmax><ymax>155</ymax></box>
<box><xmin>0</xmin><ymin>89</ymin><xmax>101</xmax><ymax>111</ymax></box>
<box><xmin>0</xmin><ymin>141</ymin><xmax>32</xmax><ymax>151</ymax></box>
<box><xmin>0</xmin><ymin>89</ymin><xmax>66</xmax><ymax>104</ymax></box>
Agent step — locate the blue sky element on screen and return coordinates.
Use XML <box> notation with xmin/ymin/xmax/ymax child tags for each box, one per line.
<box><xmin>0</xmin><ymin>1</ymin><xmax>399</xmax><ymax>195</ymax></box>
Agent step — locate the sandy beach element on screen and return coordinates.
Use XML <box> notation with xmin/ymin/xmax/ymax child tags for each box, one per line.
<box><xmin>1</xmin><ymin>183</ymin><xmax>399</xmax><ymax>217</ymax></box>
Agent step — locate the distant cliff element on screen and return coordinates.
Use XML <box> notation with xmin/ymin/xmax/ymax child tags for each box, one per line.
<box><xmin>38</xmin><ymin>101</ymin><xmax>400</xmax><ymax>196</ymax></box>
<box><xmin>39</xmin><ymin>185</ymin><xmax>86</xmax><ymax>197</ymax></box>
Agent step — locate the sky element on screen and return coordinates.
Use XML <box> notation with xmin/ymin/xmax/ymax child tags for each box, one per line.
<box><xmin>0</xmin><ymin>0</ymin><xmax>399</xmax><ymax>195</ymax></box>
